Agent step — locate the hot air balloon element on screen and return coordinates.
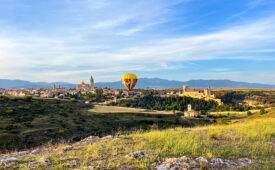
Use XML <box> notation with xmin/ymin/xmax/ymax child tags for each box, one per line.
<box><xmin>121</xmin><ymin>73</ymin><xmax>138</xmax><ymax>90</ymax></box>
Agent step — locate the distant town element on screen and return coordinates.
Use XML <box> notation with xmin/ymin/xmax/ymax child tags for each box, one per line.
<box><xmin>0</xmin><ymin>75</ymin><xmax>222</xmax><ymax>106</ymax></box>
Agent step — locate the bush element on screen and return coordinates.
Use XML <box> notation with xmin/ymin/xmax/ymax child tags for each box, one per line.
<box><xmin>260</xmin><ymin>108</ymin><xmax>266</xmax><ymax>115</ymax></box>
<box><xmin>18</xmin><ymin>105</ymin><xmax>30</xmax><ymax>110</ymax></box>
<box><xmin>216</xmin><ymin>118</ymin><xmax>229</xmax><ymax>125</ymax></box>
<box><xmin>58</xmin><ymin>129</ymin><xmax>65</xmax><ymax>135</ymax></box>
<box><xmin>25</xmin><ymin>95</ymin><xmax>33</xmax><ymax>100</ymax></box>
<box><xmin>23</xmin><ymin>106</ymin><xmax>30</xmax><ymax>110</ymax></box>
<box><xmin>70</xmin><ymin>98</ymin><xmax>77</xmax><ymax>102</ymax></box>
<box><xmin>247</xmin><ymin>111</ymin><xmax>252</xmax><ymax>116</ymax></box>
<box><xmin>208</xmin><ymin>132</ymin><xmax>220</xmax><ymax>140</ymax></box>
<box><xmin>5</xmin><ymin>109</ymin><xmax>14</xmax><ymax>114</ymax></box>
<box><xmin>15</xmin><ymin>97</ymin><xmax>25</xmax><ymax>100</ymax></box>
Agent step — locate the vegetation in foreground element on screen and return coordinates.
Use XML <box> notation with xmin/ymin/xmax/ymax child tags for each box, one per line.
<box><xmin>0</xmin><ymin>96</ymin><xmax>208</xmax><ymax>152</ymax></box>
<box><xmin>1</xmin><ymin>108</ymin><xmax>274</xmax><ymax>169</ymax></box>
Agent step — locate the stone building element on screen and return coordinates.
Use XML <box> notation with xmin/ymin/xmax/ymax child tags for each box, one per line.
<box><xmin>76</xmin><ymin>81</ymin><xmax>90</xmax><ymax>91</ymax></box>
<box><xmin>90</xmin><ymin>76</ymin><xmax>95</xmax><ymax>90</ymax></box>
<box><xmin>76</xmin><ymin>75</ymin><xmax>95</xmax><ymax>92</ymax></box>
<box><xmin>180</xmin><ymin>85</ymin><xmax>222</xmax><ymax>105</ymax></box>
<box><xmin>184</xmin><ymin>104</ymin><xmax>199</xmax><ymax>117</ymax></box>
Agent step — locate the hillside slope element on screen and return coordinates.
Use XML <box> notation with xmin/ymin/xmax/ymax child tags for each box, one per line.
<box><xmin>1</xmin><ymin>109</ymin><xmax>274</xmax><ymax>169</ymax></box>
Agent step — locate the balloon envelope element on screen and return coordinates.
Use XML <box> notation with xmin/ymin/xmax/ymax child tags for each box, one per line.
<box><xmin>121</xmin><ymin>73</ymin><xmax>138</xmax><ymax>90</ymax></box>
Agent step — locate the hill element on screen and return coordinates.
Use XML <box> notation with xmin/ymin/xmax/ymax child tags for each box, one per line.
<box><xmin>0</xmin><ymin>96</ymin><xmax>203</xmax><ymax>151</ymax></box>
<box><xmin>0</xmin><ymin>79</ymin><xmax>76</xmax><ymax>89</ymax></box>
<box><xmin>0</xmin><ymin>78</ymin><xmax>275</xmax><ymax>89</ymax></box>
<box><xmin>1</xmin><ymin>107</ymin><xmax>274</xmax><ymax>169</ymax></box>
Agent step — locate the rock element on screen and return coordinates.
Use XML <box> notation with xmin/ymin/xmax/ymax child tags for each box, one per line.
<box><xmin>62</xmin><ymin>146</ymin><xmax>74</xmax><ymax>151</ymax></box>
<box><xmin>62</xmin><ymin>146</ymin><xmax>79</xmax><ymax>152</ymax></box>
<box><xmin>19</xmin><ymin>161</ymin><xmax>37</xmax><ymax>167</ymax></box>
<box><xmin>154</xmin><ymin>156</ymin><xmax>253</xmax><ymax>169</ymax></box>
<box><xmin>155</xmin><ymin>157</ymin><xmax>198</xmax><ymax>170</ymax></box>
<box><xmin>195</xmin><ymin>156</ymin><xmax>208</xmax><ymax>164</ymax></box>
<box><xmin>223</xmin><ymin>159</ymin><xmax>237</xmax><ymax>168</ymax></box>
<box><xmin>75</xmin><ymin>136</ymin><xmax>100</xmax><ymax>145</ymax></box>
<box><xmin>210</xmin><ymin>158</ymin><xmax>224</xmax><ymax>165</ymax></box>
<box><xmin>16</xmin><ymin>151</ymin><xmax>30</xmax><ymax>157</ymax></box>
<box><xmin>39</xmin><ymin>157</ymin><xmax>51</xmax><ymax>164</ymax></box>
<box><xmin>127</xmin><ymin>151</ymin><xmax>148</xmax><ymax>159</ymax></box>
<box><xmin>102</xmin><ymin>135</ymin><xmax>113</xmax><ymax>141</ymax></box>
<box><xmin>31</xmin><ymin>149</ymin><xmax>43</xmax><ymax>155</ymax></box>
<box><xmin>67</xmin><ymin>160</ymin><xmax>77</xmax><ymax>166</ymax></box>
<box><xmin>181</xmin><ymin>156</ymin><xmax>199</xmax><ymax>167</ymax></box>
<box><xmin>237</xmin><ymin>158</ymin><xmax>253</xmax><ymax>167</ymax></box>
<box><xmin>1</xmin><ymin>157</ymin><xmax>17</xmax><ymax>166</ymax></box>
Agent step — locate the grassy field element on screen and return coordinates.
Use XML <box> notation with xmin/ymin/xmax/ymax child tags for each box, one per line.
<box><xmin>2</xmin><ymin>108</ymin><xmax>274</xmax><ymax>169</ymax></box>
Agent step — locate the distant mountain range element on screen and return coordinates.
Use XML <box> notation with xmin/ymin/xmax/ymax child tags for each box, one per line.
<box><xmin>0</xmin><ymin>78</ymin><xmax>274</xmax><ymax>89</ymax></box>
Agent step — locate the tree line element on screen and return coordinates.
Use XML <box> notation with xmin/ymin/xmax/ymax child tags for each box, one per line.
<box><xmin>110</xmin><ymin>95</ymin><xmax>252</xmax><ymax>114</ymax></box>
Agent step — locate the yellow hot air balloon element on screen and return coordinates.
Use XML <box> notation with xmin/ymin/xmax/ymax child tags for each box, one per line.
<box><xmin>121</xmin><ymin>73</ymin><xmax>138</xmax><ymax>90</ymax></box>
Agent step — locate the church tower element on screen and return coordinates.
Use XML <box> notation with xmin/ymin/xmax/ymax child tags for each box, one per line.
<box><xmin>90</xmin><ymin>76</ymin><xmax>95</xmax><ymax>89</ymax></box>
<box><xmin>52</xmin><ymin>84</ymin><xmax>56</xmax><ymax>90</ymax></box>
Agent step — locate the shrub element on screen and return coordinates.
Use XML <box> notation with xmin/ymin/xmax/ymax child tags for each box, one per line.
<box><xmin>23</xmin><ymin>106</ymin><xmax>30</xmax><ymax>110</ymax></box>
<box><xmin>247</xmin><ymin>111</ymin><xmax>252</xmax><ymax>116</ymax></box>
<box><xmin>216</xmin><ymin>118</ymin><xmax>229</xmax><ymax>125</ymax></box>
<box><xmin>70</xmin><ymin>98</ymin><xmax>77</xmax><ymax>102</ymax></box>
<box><xmin>58</xmin><ymin>129</ymin><xmax>65</xmax><ymax>135</ymax></box>
<box><xmin>25</xmin><ymin>95</ymin><xmax>33</xmax><ymax>100</ymax></box>
<box><xmin>208</xmin><ymin>132</ymin><xmax>220</xmax><ymax>140</ymax></box>
<box><xmin>15</xmin><ymin>97</ymin><xmax>25</xmax><ymax>100</ymax></box>
<box><xmin>18</xmin><ymin>105</ymin><xmax>24</xmax><ymax>109</ymax></box>
<box><xmin>0</xmin><ymin>116</ymin><xmax>3</xmax><ymax>120</ymax></box>
<box><xmin>260</xmin><ymin>108</ymin><xmax>266</xmax><ymax>115</ymax></box>
<box><xmin>5</xmin><ymin>109</ymin><xmax>14</xmax><ymax>114</ymax></box>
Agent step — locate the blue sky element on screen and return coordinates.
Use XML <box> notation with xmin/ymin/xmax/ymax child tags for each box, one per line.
<box><xmin>0</xmin><ymin>0</ymin><xmax>274</xmax><ymax>84</ymax></box>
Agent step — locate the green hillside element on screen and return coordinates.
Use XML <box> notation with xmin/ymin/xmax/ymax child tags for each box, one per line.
<box><xmin>1</xmin><ymin>106</ymin><xmax>274</xmax><ymax>169</ymax></box>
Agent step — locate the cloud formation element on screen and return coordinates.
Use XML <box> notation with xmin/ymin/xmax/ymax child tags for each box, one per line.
<box><xmin>0</xmin><ymin>0</ymin><xmax>274</xmax><ymax>83</ymax></box>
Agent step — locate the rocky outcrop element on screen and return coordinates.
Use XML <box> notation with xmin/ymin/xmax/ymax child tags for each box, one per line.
<box><xmin>154</xmin><ymin>156</ymin><xmax>253</xmax><ymax>170</ymax></box>
<box><xmin>127</xmin><ymin>151</ymin><xmax>148</xmax><ymax>159</ymax></box>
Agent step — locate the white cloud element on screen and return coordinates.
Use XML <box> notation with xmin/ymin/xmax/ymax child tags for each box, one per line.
<box><xmin>0</xmin><ymin>0</ymin><xmax>274</xmax><ymax>83</ymax></box>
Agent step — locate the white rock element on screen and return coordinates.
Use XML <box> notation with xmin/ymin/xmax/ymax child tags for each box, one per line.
<box><xmin>181</xmin><ymin>156</ymin><xmax>192</xmax><ymax>163</ymax></box>
<box><xmin>237</xmin><ymin>158</ymin><xmax>253</xmax><ymax>166</ymax></box>
<box><xmin>210</xmin><ymin>158</ymin><xmax>224</xmax><ymax>165</ymax></box>
<box><xmin>62</xmin><ymin>146</ymin><xmax>79</xmax><ymax>152</ymax></box>
<box><xmin>196</xmin><ymin>157</ymin><xmax>208</xmax><ymax>164</ymax></box>
<box><xmin>67</xmin><ymin>160</ymin><xmax>77</xmax><ymax>166</ymax></box>
<box><xmin>1</xmin><ymin>157</ymin><xmax>17</xmax><ymax>166</ymax></box>
<box><xmin>224</xmin><ymin>159</ymin><xmax>237</xmax><ymax>167</ymax></box>
<box><xmin>39</xmin><ymin>157</ymin><xmax>51</xmax><ymax>164</ymax></box>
